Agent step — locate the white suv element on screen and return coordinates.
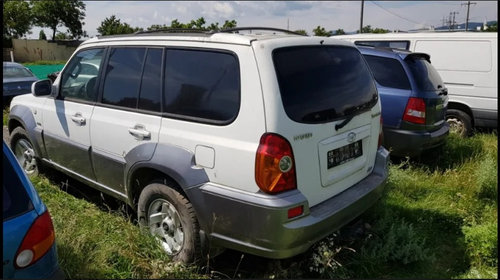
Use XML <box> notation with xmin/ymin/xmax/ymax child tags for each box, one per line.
<box><xmin>8</xmin><ymin>27</ymin><xmax>389</xmax><ymax>263</ymax></box>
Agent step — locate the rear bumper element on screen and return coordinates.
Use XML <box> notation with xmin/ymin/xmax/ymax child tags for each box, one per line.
<box><xmin>194</xmin><ymin>147</ymin><xmax>389</xmax><ymax>259</ymax></box>
<box><xmin>383</xmin><ymin>123</ymin><xmax>449</xmax><ymax>157</ymax></box>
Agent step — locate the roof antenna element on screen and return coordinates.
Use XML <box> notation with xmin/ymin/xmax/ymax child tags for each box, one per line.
<box><xmin>320</xmin><ymin>40</ymin><xmax>324</xmax><ymax>45</ymax></box>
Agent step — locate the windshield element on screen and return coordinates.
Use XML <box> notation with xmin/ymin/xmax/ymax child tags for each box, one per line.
<box><xmin>3</xmin><ymin>66</ymin><xmax>35</xmax><ymax>79</ymax></box>
<box><xmin>273</xmin><ymin>46</ymin><xmax>378</xmax><ymax>124</ymax></box>
<box><xmin>405</xmin><ymin>56</ymin><xmax>444</xmax><ymax>91</ymax></box>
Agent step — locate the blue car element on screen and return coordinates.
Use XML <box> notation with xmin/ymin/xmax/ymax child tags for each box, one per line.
<box><xmin>2</xmin><ymin>141</ymin><xmax>64</xmax><ymax>279</ymax></box>
<box><xmin>358</xmin><ymin>46</ymin><xmax>449</xmax><ymax>157</ymax></box>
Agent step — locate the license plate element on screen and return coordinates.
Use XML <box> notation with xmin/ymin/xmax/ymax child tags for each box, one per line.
<box><xmin>327</xmin><ymin>140</ymin><xmax>363</xmax><ymax>169</ymax></box>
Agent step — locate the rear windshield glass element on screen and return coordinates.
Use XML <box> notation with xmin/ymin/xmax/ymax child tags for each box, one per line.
<box><xmin>405</xmin><ymin>56</ymin><xmax>444</xmax><ymax>91</ymax></box>
<box><xmin>3</xmin><ymin>153</ymin><xmax>34</xmax><ymax>221</ymax></box>
<box><xmin>363</xmin><ymin>55</ymin><xmax>411</xmax><ymax>90</ymax></box>
<box><xmin>273</xmin><ymin>46</ymin><xmax>378</xmax><ymax>124</ymax></box>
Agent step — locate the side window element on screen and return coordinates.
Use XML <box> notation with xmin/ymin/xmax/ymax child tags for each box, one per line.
<box><xmin>363</xmin><ymin>55</ymin><xmax>411</xmax><ymax>90</ymax></box>
<box><xmin>138</xmin><ymin>48</ymin><xmax>162</xmax><ymax>112</ymax></box>
<box><xmin>164</xmin><ymin>49</ymin><xmax>240</xmax><ymax>123</ymax></box>
<box><xmin>60</xmin><ymin>48</ymin><xmax>104</xmax><ymax>101</ymax></box>
<box><xmin>102</xmin><ymin>47</ymin><xmax>146</xmax><ymax>108</ymax></box>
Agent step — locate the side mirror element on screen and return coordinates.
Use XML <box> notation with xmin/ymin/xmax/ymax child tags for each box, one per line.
<box><xmin>32</xmin><ymin>79</ymin><xmax>52</xmax><ymax>96</ymax></box>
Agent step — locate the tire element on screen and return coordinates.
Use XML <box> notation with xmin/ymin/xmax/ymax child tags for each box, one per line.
<box><xmin>137</xmin><ymin>182</ymin><xmax>201</xmax><ymax>263</ymax></box>
<box><xmin>446</xmin><ymin>109</ymin><xmax>472</xmax><ymax>137</ymax></box>
<box><xmin>9</xmin><ymin>126</ymin><xmax>40</xmax><ymax>176</ymax></box>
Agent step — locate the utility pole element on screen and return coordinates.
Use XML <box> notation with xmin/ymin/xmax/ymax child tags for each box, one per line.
<box><xmin>462</xmin><ymin>1</ymin><xmax>476</xmax><ymax>31</ymax></box>
<box><xmin>449</xmin><ymin>11</ymin><xmax>459</xmax><ymax>30</ymax></box>
<box><xmin>360</xmin><ymin>0</ymin><xmax>364</xmax><ymax>33</ymax></box>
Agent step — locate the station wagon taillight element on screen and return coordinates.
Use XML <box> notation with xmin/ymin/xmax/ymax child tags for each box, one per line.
<box><xmin>403</xmin><ymin>97</ymin><xmax>426</xmax><ymax>124</ymax></box>
<box><xmin>14</xmin><ymin>211</ymin><xmax>55</xmax><ymax>268</ymax></box>
<box><xmin>255</xmin><ymin>133</ymin><xmax>297</xmax><ymax>194</ymax></box>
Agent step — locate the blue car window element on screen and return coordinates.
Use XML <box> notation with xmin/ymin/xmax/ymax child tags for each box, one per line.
<box><xmin>3</xmin><ymin>152</ymin><xmax>34</xmax><ymax>221</ymax></box>
<box><xmin>363</xmin><ymin>55</ymin><xmax>411</xmax><ymax>90</ymax></box>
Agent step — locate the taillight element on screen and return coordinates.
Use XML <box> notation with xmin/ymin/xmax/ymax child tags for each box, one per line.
<box><xmin>255</xmin><ymin>133</ymin><xmax>297</xmax><ymax>194</ymax></box>
<box><xmin>403</xmin><ymin>97</ymin><xmax>426</xmax><ymax>124</ymax></box>
<box><xmin>378</xmin><ymin>116</ymin><xmax>384</xmax><ymax>148</ymax></box>
<box><xmin>15</xmin><ymin>211</ymin><xmax>55</xmax><ymax>268</ymax></box>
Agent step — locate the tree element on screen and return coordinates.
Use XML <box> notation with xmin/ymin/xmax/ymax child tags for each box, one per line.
<box><xmin>313</xmin><ymin>26</ymin><xmax>331</xmax><ymax>36</ymax></box>
<box><xmin>222</xmin><ymin>20</ymin><xmax>237</xmax><ymax>29</ymax></box>
<box><xmin>39</xmin><ymin>30</ymin><xmax>47</xmax><ymax>40</ymax></box>
<box><xmin>333</xmin><ymin>29</ymin><xmax>345</xmax><ymax>35</ymax></box>
<box><xmin>97</xmin><ymin>15</ymin><xmax>141</xmax><ymax>35</ymax></box>
<box><xmin>3</xmin><ymin>1</ymin><xmax>33</xmax><ymax>39</ymax></box>
<box><xmin>55</xmin><ymin>32</ymin><xmax>69</xmax><ymax>40</ymax></box>
<box><xmin>294</xmin><ymin>29</ymin><xmax>308</xmax><ymax>36</ymax></box>
<box><xmin>31</xmin><ymin>0</ymin><xmax>86</xmax><ymax>40</ymax></box>
<box><xmin>358</xmin><ymin>25</ymin><xmax>389</xmax><ymax>34</ymax></box>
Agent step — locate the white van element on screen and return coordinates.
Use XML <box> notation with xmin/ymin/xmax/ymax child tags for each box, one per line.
<box><xmin>335</xmin><ymin>32</ymin><xmax>498</xmax><ymax>136</ymax></box>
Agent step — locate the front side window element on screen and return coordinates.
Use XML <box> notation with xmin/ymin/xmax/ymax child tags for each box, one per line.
<box><xmin>60</xmin><ymin>48</ymin><xmax>104</xmax><ymax>102</ymax></box>
<box><xmin>273</xmin><ymin>46</ymin><xmax>378</xmax><ymax>123</ymax></box>
<box><xmin>164</xmin><ymin>49</ymin><xmax>240</xmax><ymax>123</ymax></box>
<box><xmin>363</xmin><ymin>55</ymin><xmax>411</xmax><ymax>90</ymax></box>
<box><xmin>102</xmin><ymin>47</ymin><xmax>146</xmax><ymax>108</ymax></box>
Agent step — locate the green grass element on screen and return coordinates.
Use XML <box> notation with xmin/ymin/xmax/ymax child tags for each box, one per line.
<box><xmin>19</xmin><ymin>132</ymin><xmax>498</xmax><ymax>279</ymax></box>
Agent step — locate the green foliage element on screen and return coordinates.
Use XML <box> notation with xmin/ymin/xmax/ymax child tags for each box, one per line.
<box><xmin>361</xmin><ymin>215</ymin><xmax>435</xmax><ymax>265</ymax></box>
<box><xmin>462</xmin><ymin>219</ymin><xmax>498</xmax><ymax>267</ymax></box>
<box><xmin>308</xmin><ymin>234</ymin><xmax>351</xmax><ymax>278</ymax></box>
<box><xmin>146</xmin><ymin>18</ymin><xmax>237</xmax><ymax>32</ymax></box>
<box><xmin>31</xmin><ymin>0</ymin><xmax>86</xmax><ymax>40</ymax></box>
<box><xmin>39</xmin><ymin>30</ymin><xmax>47</xmax><ymax>40</ymax></box>
<box><xmin>313</xmin><ymin>26</ymin><xmax>331</xmax><ymax>36</ymax></box>
<box><xmin>3</xmin><ymin>1</ymin><xmax>33</xmax><ymax>39</ymax></box>
<box><xmin>476</xmin><ymin>154</ymin><xmax>498</xmax><ymax>201</ymax></box>
<box><xmin>3</xmin><ymin>107</ymin><xmax>9</xmax><ymax>125</ymax></box>
<box><xmin>97</xmin><ymin>15</ymin><xmax>142</xmax><ymax>36</ymax></box>
<box><xmin>333</xmin><ymin>29</ymin><xmax>346</xmax><ymax>35</ymax></box>
<box><xmin>294</xmin><ymin>29</ymin><xmax>308</xmax><ymax>36</ymax></box>
<box><xmin>358</xmin><ymin>25</ymin><xmax>389</xmax><ymax>34</ymax></box>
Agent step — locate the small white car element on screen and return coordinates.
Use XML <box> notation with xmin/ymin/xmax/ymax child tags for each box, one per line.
<box><xmin>9</xmin><ymin>27</ymin><xmax>389</xmax><ymax>263</ymax></box>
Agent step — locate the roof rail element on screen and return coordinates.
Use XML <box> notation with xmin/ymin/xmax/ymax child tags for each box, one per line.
<box><xmin>215</xmin><ymin>27</ymin><xmax>306</xmax><ymax>36</ymax></box>
<box><xmin>134</xmin><ymin>28</ymin><xmax>210</xmax><ymax>35</ymax></box>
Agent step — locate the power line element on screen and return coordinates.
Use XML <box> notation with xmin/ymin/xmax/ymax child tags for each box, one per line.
<box><xmin>369</xmin><ymin>1</ymin><xmax>431</xmax><ymax>28</ymax></box>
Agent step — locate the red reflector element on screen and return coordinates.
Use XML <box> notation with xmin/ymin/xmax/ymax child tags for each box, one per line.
<box><xmin>403</xmin><ymin>97</ymin><xmax>426</xmax><ymax>124</ymax></box>
<box><xmin>288</xmin><ymin>205</ymin><xmax>304</xmax><ymax>219</ymax></box>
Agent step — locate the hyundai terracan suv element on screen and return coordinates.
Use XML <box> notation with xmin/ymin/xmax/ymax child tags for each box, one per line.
<box><xmin>8</xmin><ymin>27</ymin><xmax>389</xmax><ymax>263</ymax></box>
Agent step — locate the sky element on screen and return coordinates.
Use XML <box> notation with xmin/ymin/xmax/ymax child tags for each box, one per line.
<box><xmin>27</xmin><ymin>1</ymin><xmax>498</xmax><ymax>39</ymax></box>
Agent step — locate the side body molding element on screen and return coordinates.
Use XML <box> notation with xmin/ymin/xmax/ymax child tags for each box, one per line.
<box><xmin>9</xmin><ymin>105</ymin><xmax>47</xmax><ymax>159</ymax></box>
<box><xmin>125</xmin><ymin>143</ymin><xmax>210</xmax><ymax>203</ymax></box>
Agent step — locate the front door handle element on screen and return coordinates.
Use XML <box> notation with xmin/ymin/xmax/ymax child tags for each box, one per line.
<box><xmin>128</xmin><ymin>124</ymin><xmax>151</xmax><ymax>140</ymax></box>
<box><xmin>71</xmin><ymin>112</ymin><xmax>86</xmax><ymax>126</ymax></box>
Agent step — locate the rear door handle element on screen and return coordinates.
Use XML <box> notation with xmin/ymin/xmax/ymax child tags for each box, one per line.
<box><xmin>71</xmin><ymin>112</ymin><xmax>86</xmax><ymax>126</ymax></box>
<box><xmin>128</xmin><ymin>124</ymin><xmax>151</xmax><ymax>140</ymax></box>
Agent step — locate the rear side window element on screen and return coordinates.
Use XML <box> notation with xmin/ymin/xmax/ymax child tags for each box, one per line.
<box><xmin>405</xmin><ymin>56</ymin><xmax>444</xmax><ymax>91</ymax></box>
<box><xmin>102</xmin><ymin>48</ymin><xmax>146</xmax><ymax>108</ymax></box>
<box><xmin>273</xmin><ymin>46</ymin><xmax>377</xmax><ymax>123</ymax></box>
<box><xmin>363</xmin><ymin>55</ymin><xmax>411</xmax><ymax>90</ymax></box>
<box><xmin>164</xmin><ymin>49</ymin><xmax>240</xmax><ymax>123</ymax></box>
<box><xmin>3</xmin><ymin>153</ymin><xmax>34</xmax><ymax>221</ymax></box>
